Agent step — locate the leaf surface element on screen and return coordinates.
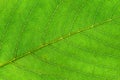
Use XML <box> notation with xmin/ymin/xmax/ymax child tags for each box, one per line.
<box><xmin>0</xmin><ymin>0</ymin><xmax>120</xmax><ymax>80</ymax></box>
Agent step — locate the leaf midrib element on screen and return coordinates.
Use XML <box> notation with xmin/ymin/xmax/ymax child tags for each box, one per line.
<box><xmin>0</xmin><ymin>16</ymin><xmax>119</xmax><ymax>68</ymax></box>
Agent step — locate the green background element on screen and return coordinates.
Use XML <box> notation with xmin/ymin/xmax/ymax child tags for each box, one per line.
<box><xmin>0</xmin><ymin>0</ymin><xmax>120</xmax><ymax>80</ymax></box>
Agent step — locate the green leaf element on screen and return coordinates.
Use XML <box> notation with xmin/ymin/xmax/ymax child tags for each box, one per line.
<box><xmin>0</xmin><ymin>0</ymin><xmax>120</xmax><ymax>80</ymax></box>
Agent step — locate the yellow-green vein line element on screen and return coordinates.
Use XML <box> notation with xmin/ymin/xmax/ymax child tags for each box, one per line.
<box><xmin>0</xmin><ymin>16</ymin><xmax>120</xmax><ymax>68</ymax></box>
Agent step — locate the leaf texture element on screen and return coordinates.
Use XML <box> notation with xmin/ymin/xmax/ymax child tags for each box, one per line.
<box><xmin>0</xmin><ymin>0</ymin><xmax>120</xmax><ymax>80</ymax></box>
